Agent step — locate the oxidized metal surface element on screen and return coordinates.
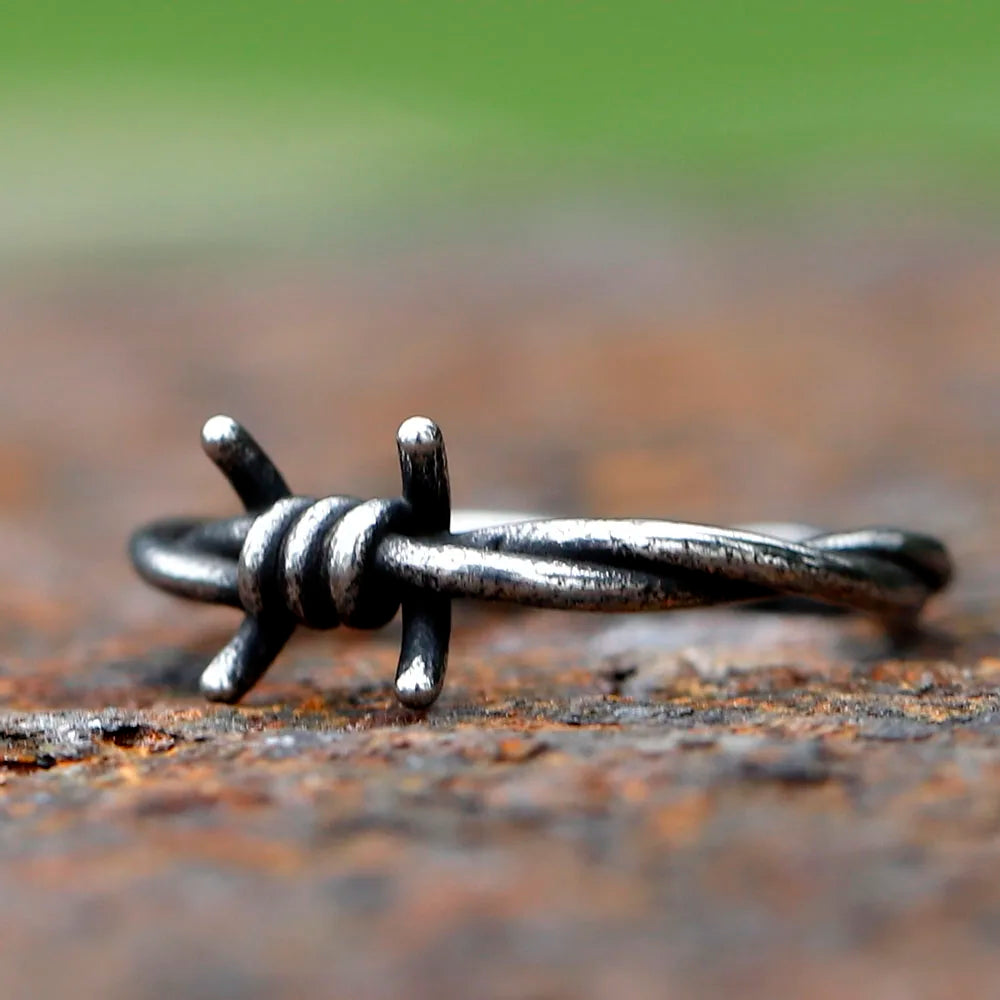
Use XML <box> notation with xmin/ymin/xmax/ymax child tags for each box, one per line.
<box><xmin>131</xmin><ymin>414</ymin><xmax>951</xmax><ymax>709</ymax></box>
<box><xmin>2</xmin><ymin>223</ymin><xmax>1000</xmax><ymax>999</ymax></box>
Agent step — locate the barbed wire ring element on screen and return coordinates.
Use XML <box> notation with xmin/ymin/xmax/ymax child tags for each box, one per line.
<box><xmin>130</xmin><ymin>415</ymin><xmax>953</xmax><ymax>710</ymax></box>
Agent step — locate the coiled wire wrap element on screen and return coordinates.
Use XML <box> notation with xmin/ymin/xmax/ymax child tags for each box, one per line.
<box><xmin>130</xmin><ymin>415</ymin><xmax>952</xmax><ymax>709</ymax></box>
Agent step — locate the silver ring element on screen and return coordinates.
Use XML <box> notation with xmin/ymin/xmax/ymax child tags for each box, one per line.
<box><xmin>130</xmin><ymin>415</ymin><xmax>952</xmax><ymax>710</ymax></box>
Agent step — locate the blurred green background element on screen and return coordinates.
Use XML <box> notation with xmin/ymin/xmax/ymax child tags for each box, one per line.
<box><xmin>2</xmin><ymin>1</ymin><xmax>998</xmax><ymax>260</ymax></box>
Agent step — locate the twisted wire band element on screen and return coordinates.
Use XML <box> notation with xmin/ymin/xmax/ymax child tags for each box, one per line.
<box><xmin>130</xmin><ymin>416</ymin><xmax>952</xmax><ymax>710</ymax></box>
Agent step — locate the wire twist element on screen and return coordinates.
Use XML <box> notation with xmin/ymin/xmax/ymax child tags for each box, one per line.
<box><xmin>130</xmin><ymin>415</ymin><xmax>952</xmax><ymax>709</ymax></box>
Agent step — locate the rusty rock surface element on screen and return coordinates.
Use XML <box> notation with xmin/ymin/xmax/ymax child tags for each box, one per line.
<box><xmin>1</xmin><ymin>219</ymin><xmax>1000</xmax><ymax>998</ymax></box>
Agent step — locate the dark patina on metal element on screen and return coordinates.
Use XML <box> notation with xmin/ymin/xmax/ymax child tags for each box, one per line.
<box><xmin>129</xmin><ymin>416</ymin><xmax>952</xmax><ymax>709</ymax></box>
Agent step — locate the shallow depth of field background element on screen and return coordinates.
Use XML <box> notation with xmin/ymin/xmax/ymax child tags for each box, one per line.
<box><xmin>2</xmin><ymin>2</ymin><xmax>998</xmax><ymax>262</ymax></box>
<box><xmin>1</xmin><ymin>2</ymin><xmax>998</xmax><ymax>619</ymax></box>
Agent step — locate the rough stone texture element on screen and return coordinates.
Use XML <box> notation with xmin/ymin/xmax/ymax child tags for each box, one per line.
<box><xmin>1</xmin><ymin>218</ymin><xmax>999</xmax><ymax>998</ymax></box>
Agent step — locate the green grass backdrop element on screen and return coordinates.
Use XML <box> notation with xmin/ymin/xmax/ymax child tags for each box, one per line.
<box><xmin>2</xmin><ymin>2</ymin><xmax>997</xmax><ymax>257</ymax></box>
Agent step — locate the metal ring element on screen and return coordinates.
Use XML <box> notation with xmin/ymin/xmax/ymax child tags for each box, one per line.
<box><xmin>130</xmin><ymin>415</ymin><xmax>952</xmax><ymax>709</ymax></box>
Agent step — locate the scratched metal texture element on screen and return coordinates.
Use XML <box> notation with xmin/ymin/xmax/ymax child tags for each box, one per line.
<box><xmin>1</xmin><ymin>221</ymin><xmax>999</xmax><ymax>999</ymax></box>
